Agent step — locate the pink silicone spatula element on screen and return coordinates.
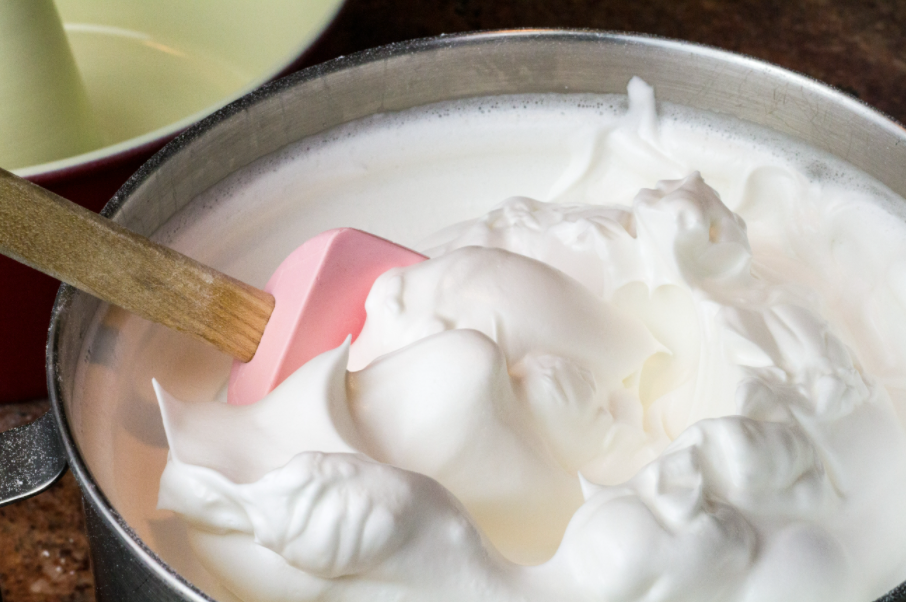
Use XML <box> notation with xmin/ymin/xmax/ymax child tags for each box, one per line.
<box><xmin>0</xmin><ymin>168</ymin><xmax>426</xmax><ymax>406</ymax></box>
<box><xmin>227</xmin><ymin>228</ymin><xmax>425</xmax><ymax>405</ymax></box>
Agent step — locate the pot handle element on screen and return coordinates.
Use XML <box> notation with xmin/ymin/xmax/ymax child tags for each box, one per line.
<box><xmin>0</xmin><ymin>411</ymin><xmax>67</xmax><ymax>506</ymax></box>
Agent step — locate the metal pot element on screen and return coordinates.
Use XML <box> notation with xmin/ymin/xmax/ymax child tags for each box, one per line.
<box><xmin>2</xmin><ymin>29</ymin><xmax>905</xmax><ymax>601</ymax></box>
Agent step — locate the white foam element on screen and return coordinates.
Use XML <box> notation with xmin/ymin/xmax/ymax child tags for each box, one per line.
<box><xmin>75</xmin><ymin>82</ymin><xmax>906</xmax><ymax>601</ymax></box>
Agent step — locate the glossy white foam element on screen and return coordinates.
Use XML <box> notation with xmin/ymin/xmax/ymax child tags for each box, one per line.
<box><xmin>76</xmin><ymin>79</ymin><xmax>906</xmax><ymax>601</ymax></box>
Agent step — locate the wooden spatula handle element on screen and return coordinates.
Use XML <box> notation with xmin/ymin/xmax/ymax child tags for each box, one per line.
<box><xmin>0</xmin><ymin>168</ymin><xmax>274</xmax><ymax>362</ymax></box>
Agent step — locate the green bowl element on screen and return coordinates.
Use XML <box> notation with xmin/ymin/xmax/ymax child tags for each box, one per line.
<box><xmin>14</xmin><ymin>0</ymin><xmax>345</xmax><ymax>178</ymax></box>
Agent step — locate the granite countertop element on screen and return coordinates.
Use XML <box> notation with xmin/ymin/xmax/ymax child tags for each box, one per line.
<box><xmin>2</xmin><ymin>1</ymin><xmax>905</xmax><ymax>600</ymax></box>
<box><xmin>0</xmin><ymin>401</ymin><xmax>93</xmax><ymax>601</ymax></box>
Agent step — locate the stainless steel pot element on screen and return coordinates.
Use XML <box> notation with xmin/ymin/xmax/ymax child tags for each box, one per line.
<box><xmin>2</xmin><ymin>29</ymin><xmax>905</xmax><ymax>602</ymax></box>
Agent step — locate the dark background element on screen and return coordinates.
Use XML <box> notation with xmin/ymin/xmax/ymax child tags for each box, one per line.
<box><xmin>2</xmin><ymin>0</ymin><xmax>906</xmax><ymax>600</ymax></box>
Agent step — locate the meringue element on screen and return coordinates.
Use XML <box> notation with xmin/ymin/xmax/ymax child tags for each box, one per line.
<box><xmin>150</xmin><ymin>79</ymin><xmax>906</xmax><ymax>601</ymax></box>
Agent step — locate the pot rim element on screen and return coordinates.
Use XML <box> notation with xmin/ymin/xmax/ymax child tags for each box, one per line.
<box><xmin>45</xmin><ymin>28</ymin><xmax>906</xmax><ymax>602</ymax></box>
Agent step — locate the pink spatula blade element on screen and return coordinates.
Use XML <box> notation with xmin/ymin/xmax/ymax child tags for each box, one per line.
<box><xmin>228</xmin><ymin>228</ymin><xmax>426</xmax><ymax>406</ymax></box>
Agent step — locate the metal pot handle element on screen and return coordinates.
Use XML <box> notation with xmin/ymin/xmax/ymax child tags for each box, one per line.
<box><xmin>0</xmin><ymin>411</ymin><xmax>67</xmax><ymax>506</ymax></box>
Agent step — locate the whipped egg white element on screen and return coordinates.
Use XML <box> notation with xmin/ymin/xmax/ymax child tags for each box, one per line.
<box><xmin>151</xmin><ymin>79</ymin><xmax>906</xmax><ymax>602</ymax></box>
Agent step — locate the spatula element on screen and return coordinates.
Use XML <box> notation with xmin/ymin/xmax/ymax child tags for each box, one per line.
<box><xmin>0</xmin><ymin>167</ymin><xmax>426</xmax><ymax>405</ymax></box>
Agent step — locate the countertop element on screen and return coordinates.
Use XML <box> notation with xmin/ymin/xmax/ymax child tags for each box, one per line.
<box><xmin>2</xmin><ymin>1</ymin><xmax>905</xmax><ymax>600</ymax></box>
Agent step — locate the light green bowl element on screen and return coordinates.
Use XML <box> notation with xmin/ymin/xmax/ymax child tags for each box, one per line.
<box><xmin>13</xmin><ymin>0</ymin><xmax>345</xmax><ymax>177</ymax></box>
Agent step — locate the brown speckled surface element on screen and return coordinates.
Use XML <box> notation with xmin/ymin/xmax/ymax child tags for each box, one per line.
<box><xmin>0</xmin><ymin>401</ymin><xmax>93</xmax><ymax>601</ymax></box>
<box><xmin>2</xmin><ymin>1</ymin><xmax>906</xmax><ymax>600</ymax></box>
